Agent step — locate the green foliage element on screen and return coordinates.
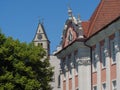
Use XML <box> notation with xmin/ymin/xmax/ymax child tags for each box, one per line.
<box><xmin>0</xmin><ymin>32</ymin><xmax>53</xmax><ymax>90</ymax></box>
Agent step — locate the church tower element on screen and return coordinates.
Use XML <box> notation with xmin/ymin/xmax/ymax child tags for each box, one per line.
<box><xmin>33</xmin><ymin>22</ymin><xmax>50</xmax><ymax>57</ymax></box>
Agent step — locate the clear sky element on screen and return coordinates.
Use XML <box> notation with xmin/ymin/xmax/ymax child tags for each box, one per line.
<box><xmin>0</xmin><ymin>0</ymin><xmax>100</xmax><ymax>54</ymax></box>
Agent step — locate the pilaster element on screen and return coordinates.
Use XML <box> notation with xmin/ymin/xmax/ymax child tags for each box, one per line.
<box><xmin>65</xmin><ymin>57</ymin><xmax>69</xmax><ymax>90</ymax></box>
<box><xmin>105</xmin><ymin>37</ymin><xmax>111</xmax><ymax>90</ymax></box>
<box><xmin>60</xmin><ymin>69</ymin><xmax>63</xmax><ymax>90</ymax></box>
<box><xmin>115</xmin><ymin>31</ymin><xmax>120</xmax><ymax>89</ymax></box>
<box><xmin>71</xmin><ymin>53</ymin><xmax>75</xmax><ymax>90</ymax></box>
<box><xmin>95</xmin><ymin>43</ymin><xmax>101</xmax><ymax>90</ymax></box>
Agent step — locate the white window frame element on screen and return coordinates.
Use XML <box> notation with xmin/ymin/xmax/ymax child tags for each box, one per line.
<box><xmin>110</xmin><ymin>39</ymin><xmax>116</xmax><ymax>64</ymax></box>
<box><xmin>102</xmin><ymin>82</ymin><xmax>106</xmax><ymax>90</ymax></box>
<box><xmin>112</xmin><ymin>80</ymin><xmax>116</xmax><ymax>90</ymax></box>
<box><xmin>101</xmin><ymin>45</ymin><xmax>106</xmax><ymax>68</ymax></box>
<box><xmin>92</xmin><ymin>50</ymin><xmax>97</xmax><ymax>72</ymax></box>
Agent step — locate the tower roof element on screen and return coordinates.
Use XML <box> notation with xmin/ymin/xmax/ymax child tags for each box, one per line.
<box><xmin>33</xmin><ymin>22</ymin><xmax>50</xmax><ymax>43</ymax></box>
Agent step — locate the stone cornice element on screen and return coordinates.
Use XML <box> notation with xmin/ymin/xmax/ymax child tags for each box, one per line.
<box><xmin>86</xmin><ymin>19</ymin><xmax>120</xmax><ymax>46</ymax></box>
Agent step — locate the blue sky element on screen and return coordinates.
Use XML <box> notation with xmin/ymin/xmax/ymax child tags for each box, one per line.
<box><xmin>0</xmin><ymin>0</ymin><xmax>100</xmax><ymax>54</ymax></box>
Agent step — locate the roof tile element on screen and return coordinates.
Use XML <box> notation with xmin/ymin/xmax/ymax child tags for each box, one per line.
<box><xmin>86</xmin><ymin>0</ymin><xmax>120</xmax><ymax>37</ymax></box>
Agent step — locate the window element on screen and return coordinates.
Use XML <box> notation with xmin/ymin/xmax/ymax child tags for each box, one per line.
<box><xmin>69</xmin><ymin>68</ymin><xmax>72</xmax><ymax>75</ymax></box>
<box><xmin>92</xmin><ymin>50</ymin><xmax>97</xmax><ymax>72</ymax></box>
<box><xmin>111</xmin><ymin>40</ymin><xmax>116</xmax><ymax>63</ymax></box>
<box><xmin>93</xmin><ymin>86</ymin><xmax>97</xmax><ymax>90</ymax></box>
<box><xmin>68</xmin><ymin>31</ymin><xmax>73</xmax><ymax>43</ymax></box>
<box><xmin>101</xmin><ymin>45</ymin><xmax>106</xmax><ymax>68</ymax></box>
<box><xmin>112</xmin><ymin>80</ymin><xmax>116</xmax><ymax>90</ymax></box>
<box><xmin>68</xmin><ymin>54</ymin><xmax>72</xmax><ymax>78</ymax></box>
<box><xmin>74</xmin><ymin>50</ymin><xmax>78</xmax><ymax>75</ymax></box>
<box><xmin>62</xmin><ymin>58</ymin><xmax>66</xmax><ymax>80</ymax></box>
<box><xmin>118</xmin><ymin>31</ymin><xmax>120</xmax><ymax>47</ymax></box>
<box><xmin>75</xmin><ymin>65</ymin><xmax>78</xmax><ymax>75</ymax></box>
<box><xmin>38</xmin><ymin>43</ymin><xmax>43</xmax><ymax>47</ymax></box>
<box><xmin>102</xmin><ymin>83</ymin><xmax>106</xmax><ymax>90</ymax></box>
<box><xmin>51</xmin><ymin>72</ymin><xmax>55</xmax><ymax>82</ymax></box>
<box><xmin>58</xmin><ymin>75</ymin><xmax>61</xmax><ymax>88</ymax></box>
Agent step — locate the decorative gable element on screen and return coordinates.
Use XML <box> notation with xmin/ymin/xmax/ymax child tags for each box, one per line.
<box><xmin>64</xmin><ymin>27</ymin><xmax>77</xmax><ymax>46</ymax></box>
<box><xmin>63</xmin><ymin>24</ymin><xmax>77</xmax><ymax>47</ymax></box>
<box><xmin>58</xmin><ymin>8</ymin><xmax>85</xmax><ymax>50</ymax></box>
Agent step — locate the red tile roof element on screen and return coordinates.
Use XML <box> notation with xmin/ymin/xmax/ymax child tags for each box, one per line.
<box><xmin>84</xmin><ymin>0</ymin><xmax>120</xmax><ymax>37</ymax></box>
<box><xmin>81</xmin><ymin>21</ymin><xmax>90</xmax><ymax>37</ymax></box>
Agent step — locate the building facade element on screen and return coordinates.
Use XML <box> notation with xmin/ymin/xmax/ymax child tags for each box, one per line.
<box><xmin>55</xmin><ymin>7</ymin><xmax>91</xmax><ymax>90</ymax></box>
<box><xmin>55</xmin><ymin>0</ymin><xmax>120</xmax><ymax>90</ymax></box>
<box><xmin>49</xmin><ymin>55</ymin><xmax>61</xmax><ymax>90</ymax></box>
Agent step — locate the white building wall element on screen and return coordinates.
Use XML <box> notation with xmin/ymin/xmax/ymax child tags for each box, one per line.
<box><xmin>77</xmin><ymin>47</ymin><xmax>91</xmax><ymax>90</ymax></box>
<box><xmin>49</xmin><ymin>55</ymin><xmax>61</xmax><ymax>90</ymax></box>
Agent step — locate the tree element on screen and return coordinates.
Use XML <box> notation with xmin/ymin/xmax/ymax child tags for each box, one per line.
<box><xmin>0</xmin><ymin>32</ymin><xmax>53</xmax><ymax>90</ymax></box>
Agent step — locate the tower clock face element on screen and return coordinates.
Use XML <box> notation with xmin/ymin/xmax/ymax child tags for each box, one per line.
<box><xmin>37</xmin><ymin>34</ymin><xmax>42</xmax><ymax>40</ymax></box>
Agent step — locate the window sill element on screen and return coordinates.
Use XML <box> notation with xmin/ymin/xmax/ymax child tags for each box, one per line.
<box><xmin>75</xmin><ymin>75</ymin><xmax>78</xmax><ymax>77</ymax></box>
<box><xmin>69</xmin><ymin>75</ymin><xmax>72</xmax><ymax>79</ymax></box>
<box><xmin>111</xmin><ymin>62</ymin><xmax>116</xmax><ymax>66</ymax></box>
<box><xmin>75</xmin><ymin>73</ymin><xmax>78</xmax><ymax>76</ymax></box>
<box><xmin>63</xmin><ymin>78</ymin><xmax>66</xmax><ymax>81</ymax></box>
<box><xmin>102</xmin><ymin>67</ymin><xmax>106</xmax><ymax>70</ymax></box>
<box><xmin>92</xmin><ymin>71</ymin><xmax>97</xmax><ymax>73</ymax></box>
